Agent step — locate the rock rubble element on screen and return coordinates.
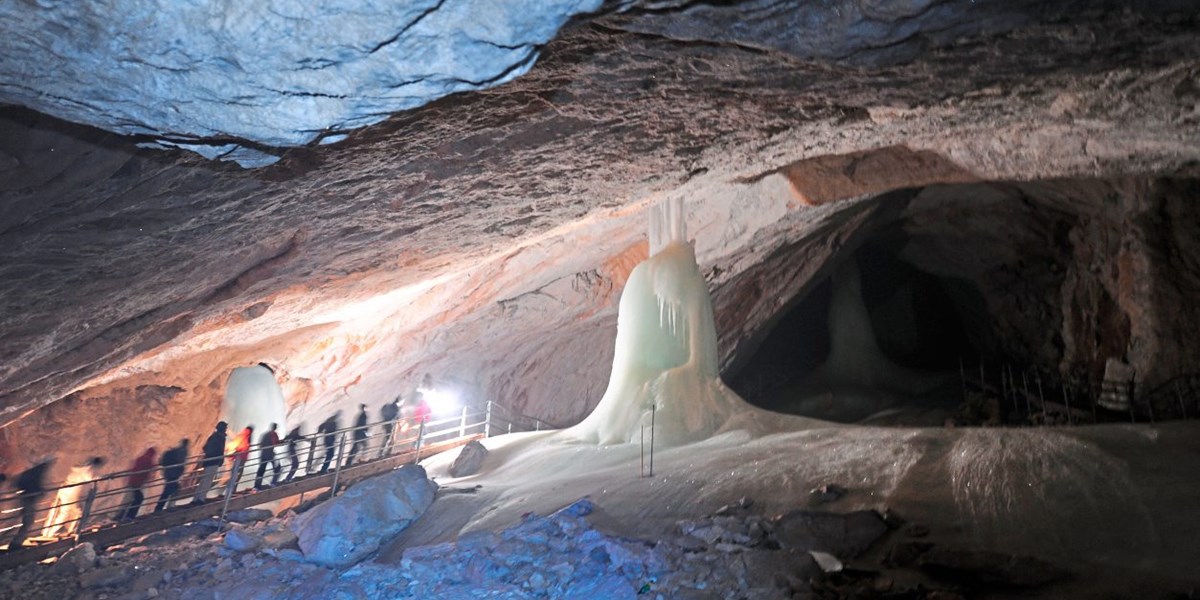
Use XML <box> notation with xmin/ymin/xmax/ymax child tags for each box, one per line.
<box><xmin>0</xmin><ymin>488</ymin><xmax>1128</xmax><ymax>600</ymax></box>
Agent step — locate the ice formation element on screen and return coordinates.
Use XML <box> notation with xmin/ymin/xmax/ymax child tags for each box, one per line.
<box><xmin>567</xmin><ymin>198</ymin><xmax>750</xmax><ymax>446</ymax></box>
<box><xmin>222</xmin><ymin>365</ymin><xmax>288</xmax><ymax>436</ymax></box>
<box><xmin>786</xmin><ymin>259</ymin><xmax>942</xmax><ymax>420</ymax></box>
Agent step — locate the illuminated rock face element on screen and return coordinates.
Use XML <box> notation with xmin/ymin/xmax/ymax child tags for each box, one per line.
<box><xmin>0</xmin><ymin>0</ymin><xmax>602</xmax><ymax>166</ymax></box>
<box><xmin>569</xmin><ymin>199</ymin><xmax>749</xmax><ymax>446</ymax></box>
<box><xmin>0</xmin><ymin>7</ymin><xmax>1198</xmax><ymax>475</ymax></box>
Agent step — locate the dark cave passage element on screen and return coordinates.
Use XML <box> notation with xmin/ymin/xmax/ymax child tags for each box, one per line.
<box><xmin>729</xmin><ymin>238</ymin><xmax>984</xmax><ymax>426</ymax></box>
<box><xmin>726</xmin><ymin>178</ymin><xmax>1200</xmax><ymax>425</ymax></box>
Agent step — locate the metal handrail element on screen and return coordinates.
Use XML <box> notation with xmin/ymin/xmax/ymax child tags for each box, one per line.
<box><xmin>0</xmin><ymin>398</ymin><xmax>550</xmax><ymax>548</ymax></box>
<box><xmin>955</xmin><ymin>359</ymin><xmax>1200</xmax><ymax>426</ymax></box>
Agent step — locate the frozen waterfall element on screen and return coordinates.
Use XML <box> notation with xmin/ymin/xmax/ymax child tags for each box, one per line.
<box><xmin>567</xmin><ymin>198</ymin><xmax>750</xmax><ymax>446</ymax></box>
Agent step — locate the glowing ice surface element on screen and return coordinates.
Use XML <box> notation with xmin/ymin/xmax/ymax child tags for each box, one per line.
<box><xmin>567</xmin><ymin>198</ymin><xmax>751</xmax><ymax>446</ymax></box>
<box><xmin>223</xmin><ymin>365</ymin><xmax>288</xmax><ymax>436</ymax></box>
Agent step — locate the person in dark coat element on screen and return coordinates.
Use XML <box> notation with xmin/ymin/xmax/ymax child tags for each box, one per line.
<box><xmin>254</xmin><ymin>423</ymin><xmax>282</xmax><ymax>490</ymax></box>
<box><xmin>317</xmin><ymin>411</ymin><xmax>341</xmax><ymax>474</ymax></box>
<box><xmin>9</xmin><ymin>458</ymin><xmax>54</xmax><ymax>548</ymax></box>
<box><xmin>192</xmin><ymin>421</ymin><xmax>227</xmax><ymax>504</ymax></box>
<box><xmin>154</xmin><ymin>439</ymin><xmax>189</xmax><ymax>512</ymax></box>
<box><xmin>120</xmin><ymin>447</ymin><xmax>157</xmax><ymax>522</ymax></box>
<box><xmin>379</xmin><ymin>397</ymin><xmax>401</xmax><ymax>458</ymax></box>
<box><xmin>346</xmin><ymin>404</ymin><xmax>369</xmax><ymax>467</ymax></box>
<box><xmin>283</xmin><ymin>425</ymin><xmax>304</xmax><ymax>482</ymax></box>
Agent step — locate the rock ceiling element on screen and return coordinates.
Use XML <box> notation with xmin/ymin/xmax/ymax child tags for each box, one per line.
<box><xmin>0</xmin><ymin>2</ymin><xmax>1198</xmax><ymax>467</ymax></box>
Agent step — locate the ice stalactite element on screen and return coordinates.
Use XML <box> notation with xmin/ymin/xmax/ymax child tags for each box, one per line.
<box><xmin>567</xmin><ymin>198</ymin><xmax>750</xmax><ymax>447</ymax></box>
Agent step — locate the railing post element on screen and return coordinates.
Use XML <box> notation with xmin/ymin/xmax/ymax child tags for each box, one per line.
<box><xmin>459</xmin><ymin>406</ymin><xmax>468</xmax><ymax>439</ymax></box>
<box><xmin>413</xmin><ymin>421</ymin><xmax>426</xmax><ymax>464</ymax></box>
<box><xmin>507</xmin><ymin>422</ymin><xmax>512</xmax><ymax>435</ymax></box>
<box><xmin>648</xmin><ymin>403</ymin><xmax>656</xmax><ymax>477</ymax></box>
<box><xmin>535</xmin><ymin>419</ymin><xmax>540</xmax><ymax>432</ymax></box>
<box><xmin>331</xmin><ymin>433</ymin><xmax>347</xmax><ymax>497</ymax></box>
<box><xmin>75</xmin><ymin>481</ymin><xmax>98</xmax><ymax>544</ymax></box>
<box><xmin>640</xmin><ymin>421</ymin><xmax>645</xmax><ymax>478</ymax></box>
<box><xmin>484</xmin><ymin>400</ymin><xmax>493</xmax><ymax>438</ymax></box>
<box><xmin>218</xmin><ymin>458</ymin><xmax>241</xmax><ymax>532</ymax></box>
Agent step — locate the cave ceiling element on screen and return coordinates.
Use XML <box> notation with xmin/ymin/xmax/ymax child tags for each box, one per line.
<box><xmin>0</xmin><ymin>1</ymin><xmax>1198</xmax><ymax>464</ymax></box>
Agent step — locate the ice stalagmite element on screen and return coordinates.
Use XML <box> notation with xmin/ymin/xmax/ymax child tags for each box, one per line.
<box><xmin>568</xmin><ymin>198</ymin><xmax>750</xmax><ymax>446</ymax></box>
<box><xmin>223</xmin><ymin>365</ymin><xmax>288</xmax><ymax>437</ymax></box>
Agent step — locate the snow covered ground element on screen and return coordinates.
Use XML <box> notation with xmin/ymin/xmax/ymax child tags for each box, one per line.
<box><xmin>6</xmin><ymin>418</ymin><xmax>1195</xmax><ymax>599</ymax></box>
<box><xmin>410</xmin><ymin>418</ymin><xmax>1200</xmax><ymax>588</ymax></box>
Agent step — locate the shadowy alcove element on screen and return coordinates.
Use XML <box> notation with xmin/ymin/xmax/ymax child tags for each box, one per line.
<box><xmin>729</xmin><ymin>237</ymin><xmax>985</xmax><ymax>424</ymax></box>
<box><xmin>727</xmin><ymin>178</ymin><xmax>1200</xmax><ymax>425</ymax></box>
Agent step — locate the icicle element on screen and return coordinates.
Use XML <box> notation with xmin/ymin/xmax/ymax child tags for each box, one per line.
<box><xmin>649</xmin><ymin>196</ymin><xmax>686</xmax><ymax>256</ymax></box>
<box><xmin>569</xmin><ymin>195</ymin><xmax>741</xmax><ymax>446</ymax></box>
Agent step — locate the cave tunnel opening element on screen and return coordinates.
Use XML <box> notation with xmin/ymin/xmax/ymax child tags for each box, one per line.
<box><xmin>727</xmin><ymin>178</ymin><xmax>1200</xmax><ymax>426</ymax></box>
<box><xmin>729</xmin><ymin>231</ymin><xmax>986</xmax><ymax>426</ymax></box>
<box><xmin>856</xmin><ymin>233</ymin><xmax>982</xmax><ymax>373</ymax></box>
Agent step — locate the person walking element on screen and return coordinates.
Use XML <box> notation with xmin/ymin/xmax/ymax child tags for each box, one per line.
<box><xmin>120</xmin><ymin>448</ymin><xmax>157</xmax><ymax>522</ymax></box>
<box><xmin>42</xmin><ymin>456</ymin><xmax>104</xmax><ymax>537</ymax></box>
<box><xmin>379</xmin><ymin>397</ymin><xmax>400</xmax><ymax>458</ymax></box>
<box><xmin>317</xmin><ymin>411</ymin><xmax>341</xmax><ymax>474</ymax></box>
<box><xmin>411</xmin><ymin>388</ymin><xmax>432</xmax><ymax>444</ymax></box>
<box><xmin>254</xmin><ymin>423</ymin><xmax>282</xmax><ymax>490</ymax></box>
<box><xmin>192</xmin><ymin>421</ymin><xmax>228</xmax><ymax>504</ymax></box>
<box><xmin>229</xmin><ymin>426</ymin><xmax>253</xmax><ymax>493</ymax></box>
<box><xmin>346</xmin><ymin>404</ymin><xmax>368</xmax><ymax>466</ymax></box>
<box><xmin>283</xmin><ymin>425</ymin><xmax>304</xmax><ymax>482</ymax></box>
<box><xmin>154</xmin><ymin>439</ymin><xmax>189</xmax><ymax>512</ymax></box>
<box><xmin>10</xmin><ymin>458</ymin><xmax>54</xmax><ymax>548</ymax></box>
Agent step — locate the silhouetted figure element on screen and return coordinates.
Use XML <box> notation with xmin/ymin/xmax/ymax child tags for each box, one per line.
<box><xmin>10</xmin><ymin>458</ymin><xmax>54</xmax><ymax>548</ymax></box>
<box><xmin>283</xmin><ymin>425</ymin><xmax>304</xmax><ymax>482</ymax></box>
<box><xmin>154</xmin><ymin>439</ymin><xmax>189</xmax><ymax>512</ymax></box>
<box><xmin>43</xmin><ymin>456</ymin><xmax>104</xmax><ymax>537</ymax></box>
<box><xmin>229</xmin><ymin>426</ymin><xmax>254</xmax><ymax>493</ymax></box>
<box><xmin>120</xmin><ymin>448</ymin><xmax>157</xmax><ymax>522</ymax></box>
<box><xmin>193</xmin><ymin>421</ymin><xmax>228</xmax><ymax>504</ymax></box>
<box><xmin>414</xmin><ymin>375</ymin><xmax>434</xmax><ymax>428</ymax></box>
<box><xmin>411</xmin><ymin>388</ymin><xmax>432</xmax><ymax>445</ymax></box>
<box><xmin>346</xmin><ymin>404</ymin><xmax>369</xmax><ymax>466</ymax></box>
<box><xmin>379</xmin><ymin>397</ymin><xmax>400</xmax><ymax>458</ymax></box>
<box><xmin>317</xmin><ymin>411</ymin><xmax>341</xmax><ymax>474</ymax></box>
<box><xmin>254</xmin><ymin>423</ymin><xmax>282</xmax><ymax>490</ymax></box>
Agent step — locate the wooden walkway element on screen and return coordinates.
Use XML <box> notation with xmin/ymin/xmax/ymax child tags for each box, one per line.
<box><xmin>0</xmin><ymin>434</ymin><xmax>480</xmax><ymax>570</ymax></box>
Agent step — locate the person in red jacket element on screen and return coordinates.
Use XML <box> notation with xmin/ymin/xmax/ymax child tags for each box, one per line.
<box><xmin>229</xmin><ymin>426</ymin><xmax>254</xmax><ymax>493</ymax></box>
<box><xmin>120</xmin><ymin>447</ymin><xmax>157</xmax><ymax>522</ymax></box>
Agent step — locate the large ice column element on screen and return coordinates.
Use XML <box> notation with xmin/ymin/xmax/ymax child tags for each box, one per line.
<box><xmin>222</xmin><ymin>365</ymin><xmax>288</xmax><ymax>435</ymax></box>
<box><xmin>816</xmin><ymin>258</ymin><xmax>938</xmax><ymax>394</ymax></box>
<box><xmin>568</xmin><ymin>198</ymin><xmax>750</xmax><ymax>446</ymax></box>
<box><xmin>823</xmin><ymin>259</ymin><xmax>887</xmax><ymax>387</ymax></box>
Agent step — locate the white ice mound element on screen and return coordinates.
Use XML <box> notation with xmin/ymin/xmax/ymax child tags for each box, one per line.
<box><xmin>567</xmin><ymin>198</ymin><xmax>750</xmax><ymax>447</ymax></box>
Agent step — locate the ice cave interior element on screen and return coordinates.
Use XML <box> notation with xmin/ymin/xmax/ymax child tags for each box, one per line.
<box><xmin>0</xmin><ymin>1</ymin><xmax>1199</xmax><ymax>598</ymax></box>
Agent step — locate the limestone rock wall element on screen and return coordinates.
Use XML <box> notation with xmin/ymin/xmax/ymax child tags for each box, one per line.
<box><xmin>1</xmin><ymin>10</ymin><xmax>1198</xmax><ymax>476</ymax></box>
<box><xmin>610</xmin><ymin>0</ymin><xmax>1195</xmax><ymax>66</ymax></box>
<box><xmin>0</xmin><ymin>0</ymin><xmax>603</xmax><ymax>165</ymax></box>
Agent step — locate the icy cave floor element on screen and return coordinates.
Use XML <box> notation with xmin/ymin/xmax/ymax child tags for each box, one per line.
<box><xmin>4</xmin><ymin>416</ymin><xmax>1198</xmax><ymax>599</ymax></box>
<box><xmin>404</xmin><ymin>415</ymin><xmax>1200</xmax><ymax>596</ymax></box>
